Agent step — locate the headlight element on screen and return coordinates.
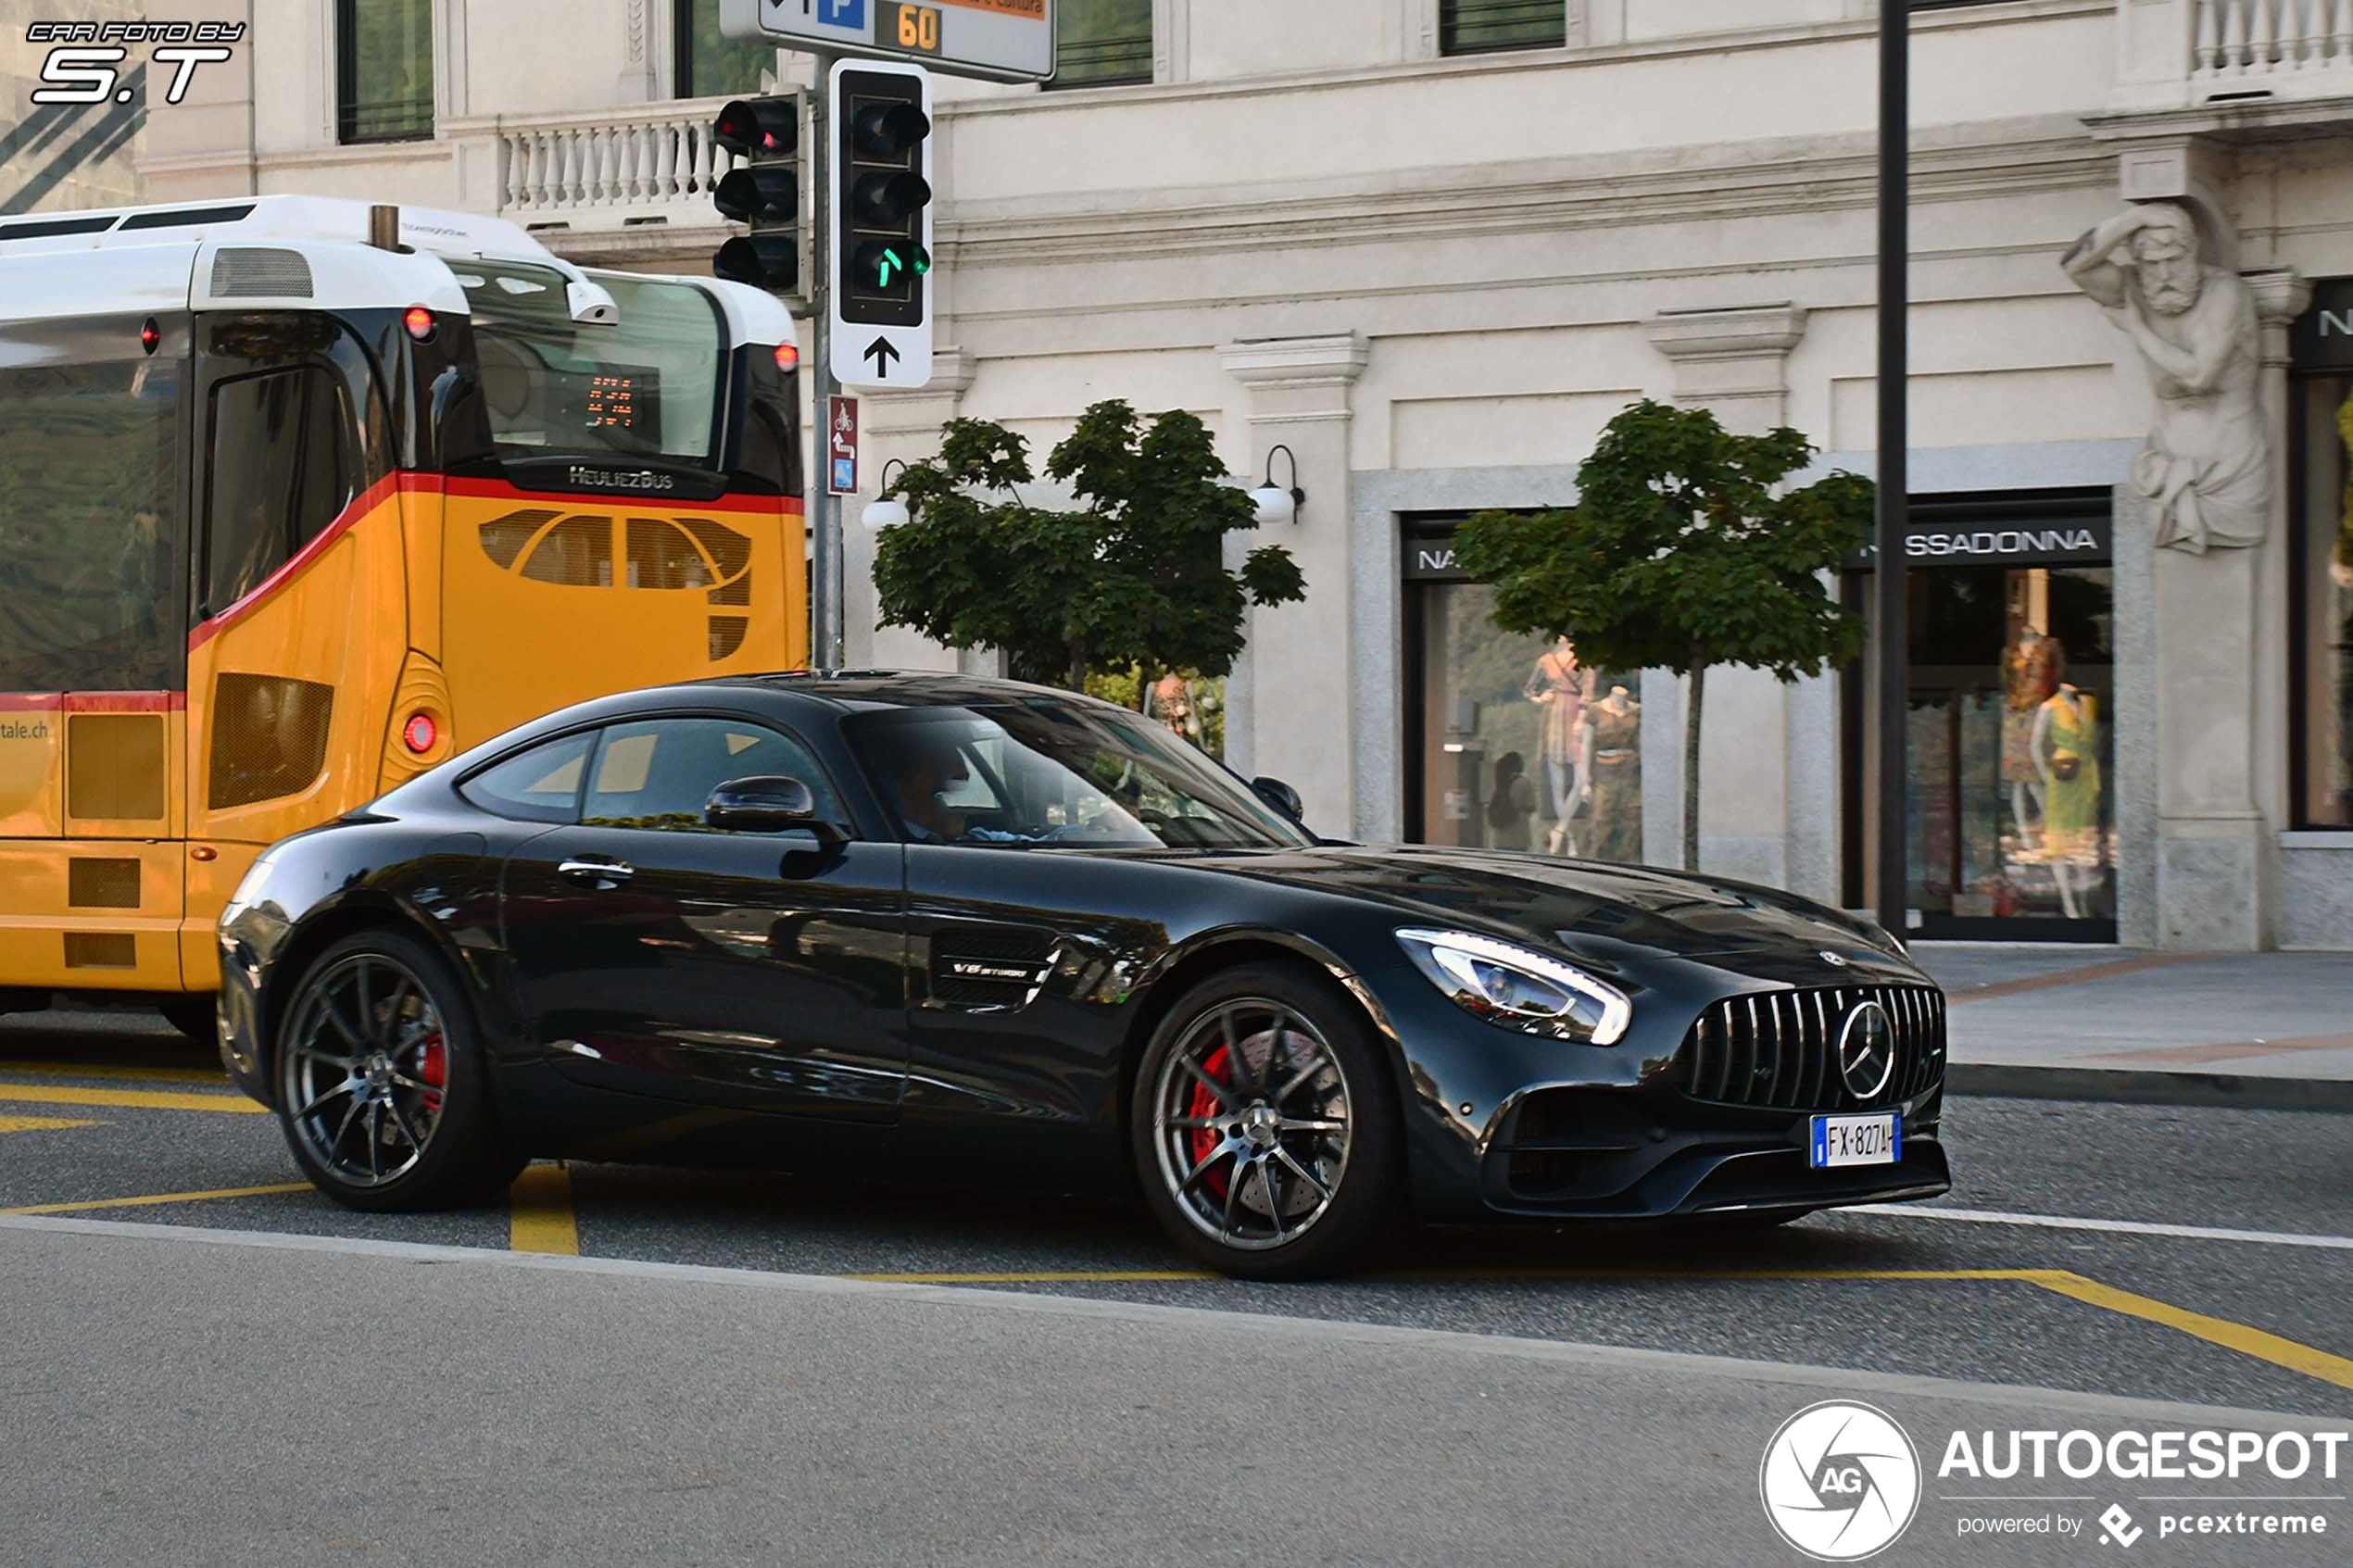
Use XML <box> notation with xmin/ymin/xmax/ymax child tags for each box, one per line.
<box><xmin>1395</xmin><ymin>928</ymin><xmax>1631</xmax><ymax>1045</ymax></box>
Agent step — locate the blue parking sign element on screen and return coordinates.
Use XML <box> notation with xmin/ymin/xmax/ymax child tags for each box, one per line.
<box><xmin>823</xmin><ymin>0</ymin><xmax>866</xmax><ymax>29</ymax></box>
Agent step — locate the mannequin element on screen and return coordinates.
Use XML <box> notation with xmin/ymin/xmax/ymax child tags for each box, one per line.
<box><xmin>2002</xmin><ymin>628</ymin><xmax>2061</xmax><ymax>861</ymax></box>
<box><xmin>1583</xmin><ymin>684</ymin><xmax>1642</xmax><ymax>863</ymax></box>
<box><xmin>1485</xmin><ymin>750</ymin><xmax>1538</xmax><ymax>851</ymax></box>
<box><xmin>1522</xmin><ymin>634</ymin><xmax>1589</xmax><ymax>855</ymax></box>
<box><xmin>2031</xmin><ymin>666</ymin><xmax>2102</xmax><ymax>921</ymax></box>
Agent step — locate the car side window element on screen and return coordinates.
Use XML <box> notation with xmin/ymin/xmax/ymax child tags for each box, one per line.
<box><xmin>458</xmin><ymin>731</ymin><xmax>594</xmax><ymax>823</ymax></box>
<box><xmin>582</xmin><ymin>716</ymin><xmax>841</xmax><ymax>833</ymax></box>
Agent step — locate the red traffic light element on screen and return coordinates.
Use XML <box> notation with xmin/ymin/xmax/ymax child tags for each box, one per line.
<box><xmin>715</xmin><ymin>98</ymin><xmax>799</xmax><ymax>160</ymax></box>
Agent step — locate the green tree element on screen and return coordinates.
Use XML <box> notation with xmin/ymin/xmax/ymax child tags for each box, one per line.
<box><xmin>873</xmin><ymin>400</ymin><xmax>1304</xmax><ymax>692</ymax></box>
<box><xmin>1453</xmin><ymin>399</ymin><xmax>1873</xmax><ymax>872</ymax></box>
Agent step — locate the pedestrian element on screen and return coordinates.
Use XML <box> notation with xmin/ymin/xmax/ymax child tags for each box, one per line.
<box><xmin>1486</xmin><ymin>750</ymin><xmax>1538</xmax><ymax>850</ymax></box>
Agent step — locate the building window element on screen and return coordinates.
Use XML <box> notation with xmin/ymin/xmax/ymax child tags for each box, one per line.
<box><xmin>336</xmin><ymin>0</ymin><xmax>434</xmax><ymax>144</ymax></box>
<box><xmin>1440</xmin><ymin>0</ymin><xmax>1567</xmax><ymax>57</ymax></box>
<box><xmin>1052</xmin><ymin>0</ymin><xmax>1152</xmax><ymax>88</ymax></box>
<box><xmin>676</xmin><ymin>0</ymin><xmax>774</xmax><ymax>99</ymax></box>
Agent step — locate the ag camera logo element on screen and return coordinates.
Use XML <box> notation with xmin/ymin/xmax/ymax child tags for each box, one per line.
<box><xmin>1761</xmin><ymin>1400</ymin><xmax>1922</xmax><ymax>1561</ymax></box>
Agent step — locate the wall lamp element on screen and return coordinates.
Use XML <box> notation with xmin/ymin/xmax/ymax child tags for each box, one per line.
<box><xmin>862</xmin><ymin>458</ymin><xmax>911</xmax><ymax>529</ymax></box>
<box><xmin>1250</xmin><ymin>444</ymin><xmax>1305</xmax><ymax>526</ymax></box>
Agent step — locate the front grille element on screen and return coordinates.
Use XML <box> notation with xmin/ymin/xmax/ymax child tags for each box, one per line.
<box><xmin>1676</xmin><ymin>985</ymin><xmax>1944</xmax><ymax>1112</ymax></box>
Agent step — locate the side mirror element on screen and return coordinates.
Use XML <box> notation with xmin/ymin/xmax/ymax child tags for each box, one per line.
<box><xmin>1252</xmin><ymin>775</ymin><xmax>1305</xmax><ymax>823</ymax></box>
<box><xmin>705</xmin><ymin>775</ymin><xmax>839</xmax><ymax>841</ymax></box>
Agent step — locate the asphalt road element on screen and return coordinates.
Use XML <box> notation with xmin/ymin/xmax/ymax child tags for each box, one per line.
<box><xmin>3</xmin><ymin>1009</ymin><xmax>2348</xmax><ymax>1565</ymax></box>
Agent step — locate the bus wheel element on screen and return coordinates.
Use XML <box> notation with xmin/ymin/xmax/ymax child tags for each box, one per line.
<box><xmin>157</xmin><ymin>998</ymin><xmax>218</xmax><ymax>1044</ymax></box>
<box><xmin>274</xmin><ymin>929</ymin><xmax>522</xmax><ymax>1211</ymax></box>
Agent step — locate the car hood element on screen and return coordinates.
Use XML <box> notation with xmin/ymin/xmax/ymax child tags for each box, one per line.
<box><xmin>1176</xmin><ymin>843</ymin><xmax>1904</xmax><ymax>972</ymax></box>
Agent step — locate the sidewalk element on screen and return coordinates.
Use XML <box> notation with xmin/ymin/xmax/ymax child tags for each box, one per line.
<box><xmin>1911</xmin><ymin>946</ymin><xmax>2353</xmax><ymax>1110</ymax></box>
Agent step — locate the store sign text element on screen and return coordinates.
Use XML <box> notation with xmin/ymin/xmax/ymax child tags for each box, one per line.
<box><xmin>1906</xmin><ymin>527</ymin><xmax>2103</xmax><ymax>561</ymax></box>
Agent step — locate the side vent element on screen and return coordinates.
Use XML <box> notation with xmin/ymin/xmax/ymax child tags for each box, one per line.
<box><xmin>66</xmin><ymin>714</ymin><xmax>166</xmax><ymax>821</ymax></box>
<box><xmin>68</xmin><ymin>859</ymin><xmax>143</xmax><ymax>909</ymax></box>
<box><xmin>63</xmin><ymin>933</ymin><xmax>136</xmax><ymax>969</ymax></box>
<box><xmin>209</xmin><ymin>673</ymin><xmax>333</xmax><ymax>809</ymax></box>
<box><xmin>209</xmin><ymin>246</ymin><xmax>315</xmax><ymax>299</ymax></box>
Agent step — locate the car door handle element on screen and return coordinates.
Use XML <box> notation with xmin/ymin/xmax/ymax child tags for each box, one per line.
<box><xmin>559</xmin><ymin>858</ymin><xmax>635</xmax><ymax>888</ymax></box>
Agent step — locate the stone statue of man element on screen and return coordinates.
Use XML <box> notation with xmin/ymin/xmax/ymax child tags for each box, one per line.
<box><xmin>2061</xmin><ymin>202</ymin><xmax>2267</xmax><ymax>553</ymax></box>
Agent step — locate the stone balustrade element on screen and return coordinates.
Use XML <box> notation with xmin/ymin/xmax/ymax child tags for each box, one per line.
<box><xmin>2114</xmin><ymin>0</ymin><xmax>2353</xmax><ymax>110</ymax></box>
<box><xmin>437</xmin><ymin>97</ymin><xmax>745</xmax><ymax>242</ymax></box>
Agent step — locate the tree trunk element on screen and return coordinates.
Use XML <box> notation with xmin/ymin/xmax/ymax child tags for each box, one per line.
<box><xmin>1136</xmin><ymin>659</ymin><xmax>1154</xmax><ymax>713</ymax></box>
<box><xmin>1068</xmin><ymin>636</ymin><xmax>1089</xmax><ymax>694</ymax></box>
<box><xmin>1682</xmin><ymin>659</ymin><xmax>1705</xmax><ymax>873</ymax></box>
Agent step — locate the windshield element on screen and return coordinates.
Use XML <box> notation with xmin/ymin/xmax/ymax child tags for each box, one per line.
<box><xmin>458</xmin><ymin>262</ymin><xmax>724</xmax><ymax>466</ymax></box>
<box><xmin>848</xmin><ymin>699</ymin><xmax>1314</xmax><ymax>852</ymax></box>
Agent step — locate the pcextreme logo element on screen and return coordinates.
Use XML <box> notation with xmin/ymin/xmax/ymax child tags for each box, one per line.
<box><xmin>1760</xmin><ymin>1401</ymin><xmax>1923</xmax><ymax>1561</ymax></box>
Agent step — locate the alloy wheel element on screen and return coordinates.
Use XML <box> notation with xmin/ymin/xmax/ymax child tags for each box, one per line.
<box><xmin>1151</xmin><ymin>997</ymin><xmax>1352</xmax><ymax>1251</ymax></box>
<box><xmin>281</xmin><ymin>952</ymin><xmax>450</xmax><ymax>1188</ymax></box>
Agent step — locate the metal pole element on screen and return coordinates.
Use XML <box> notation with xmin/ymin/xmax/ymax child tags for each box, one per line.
<box><xmin>1873</xmin><ymin>0</ymin><xmax>1909</xmax><ymax>935</ymax></box>
<box><xmin>807</xmin><ymin>78</ymin><xmax>844</xmax><ymax>670</ymax></box>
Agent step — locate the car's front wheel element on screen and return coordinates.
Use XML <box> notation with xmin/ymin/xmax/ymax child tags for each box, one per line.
<box><xmin>274</xmin><ymin>929</ymin><xmax>521</xmax><ymax>1211</ymax></box>
<box><xmin>1131</xmin><ymin>962</ymin><xmax>1401</xmax><ymax>1280</ymax></box>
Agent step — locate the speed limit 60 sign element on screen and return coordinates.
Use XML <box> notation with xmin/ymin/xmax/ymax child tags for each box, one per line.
<box><xmin>720</xmin><ymin>0</ymin><xmax>1053</xmax><ymax>83</ymax></box>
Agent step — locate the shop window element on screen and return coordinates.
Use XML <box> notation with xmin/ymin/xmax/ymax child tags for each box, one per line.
<box><xmin>2291</xmin><ymin>307</ymin><xmax>2353</xmax><ymax>829</ymax></box>
<box><xmin>337</xmin><ymin>0</ymin><xmax>434</xmax><ymax>144</ymax></box>
<box><xmin>675</xmin><ymin>0</ymin><xmax>774</xmax><ymax>98</ymax></box>
<box><xmin>1844</xmin><ymin>493</ymin><xmax>2118</xmax><ymax>939</ymax></box>
<box><xmin>1440</xmin><ymin>0</ymin><xmax>1566</xmax><ymax>57</ymax></box>
<box><xmin>1403</xmin><ymin>532</ymin><xmax>1645</xmax><ymax>864</ymax></box>
<box><xmin>1052</xmin><ymin>0</ymin><xmax>1152</xmax><ymax>87</ymax></box>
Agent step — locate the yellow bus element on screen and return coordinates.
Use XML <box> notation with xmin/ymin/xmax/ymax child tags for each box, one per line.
<box><xmin>0</xmin><ymin>196</ymin><xmax>806</xmax><ymax>1036</ymax></box>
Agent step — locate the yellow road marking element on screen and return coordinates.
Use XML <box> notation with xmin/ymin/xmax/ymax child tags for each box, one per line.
<box><xmin>509</xmin><ymin>1163</ymin><xmax>579</xmax><ymax>1256</ymax></box>
<box><xmin>0</xmin><ymin>1058</ymin><xmax>233</xmax><ymax>1087</ymax></box>
<box><xmin>839</xmin><ymin>1264</ymin><xmax>2353</xmax><ymax>1390</ymax></box>
<box><xmin>0</xmin><ymin>1115</ymin><xmax>104</xmax><ymax>1135</ymax></box>
<box><xmin>1</xmin><ymin>1183</ymin><xmax>311</xmax><ymax>1216</ymax></box>
<box><xmin>2027</xmin><ymin>1271</ymin><xmax>2353</xmax><ymax>1392</ymax></box>
<box><xmin>0</xmin><ymin>1084</ymin><xmax>264</xmax><ymax>1114</ymax></box>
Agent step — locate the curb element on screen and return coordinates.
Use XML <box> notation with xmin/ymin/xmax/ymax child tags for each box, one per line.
<box><xmin>1947</xmin><ymin>1064</ymin><xmax>2353</xmax><ymax>1113</ymax></box>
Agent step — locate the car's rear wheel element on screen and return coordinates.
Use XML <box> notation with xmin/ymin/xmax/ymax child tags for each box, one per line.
<box><xmin>1132</xmin><ymin>962</ymin><xmax>1401</xmax><ymax>1280</ymax></box>
<box><xmin>274</xmin><ymin>929</ymin><xmax>522</xmax><ymax>1211</ymax></box>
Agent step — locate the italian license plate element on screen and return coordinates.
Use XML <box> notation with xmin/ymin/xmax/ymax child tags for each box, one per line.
<box><xmin>1809</xmin><ymin>1112</ymin><xmax>1901</xmax><ymax>1169</ymax></box>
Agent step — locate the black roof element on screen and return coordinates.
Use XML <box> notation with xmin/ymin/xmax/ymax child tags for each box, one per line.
<box><xmin>680</xmin><ymin>670</ymin><xmax>1113</xmax><ymax>714</ymax></box>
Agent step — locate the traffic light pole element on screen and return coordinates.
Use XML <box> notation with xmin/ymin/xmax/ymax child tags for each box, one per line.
<box><xmin>807</xmin><ymin>81</ymin><xmax>844</xmax><ymax>671</ymax></box>
<box><xmin>1872</xmin><ymin>1</ymin><xmax>1908</xmax><ymax>937</ymax></box>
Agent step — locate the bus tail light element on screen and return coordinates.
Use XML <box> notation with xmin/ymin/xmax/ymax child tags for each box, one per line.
<box><xmin>403</xmin><ymin>306</ymin><xmax>436</xmax><ymax>343</ymax></box>
<box><xmin>774</xmin><ymin>342</ymin><xmax>799</xmax><ymax>371</ymax></box>
<box><xmin>401</xmin><ymin>712</ymin><xmax>439</xmax><ymax>755</ymax></box>
<box><xmin>139</xmin><ymin>318</ymin><xmax>159</xmax><ymax>355</ymax></box>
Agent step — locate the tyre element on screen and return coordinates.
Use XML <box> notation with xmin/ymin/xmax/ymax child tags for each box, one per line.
<box><xmin>157</xmin><ymin>997</ymin><xmax>218</xmax><ymax>1044</ymax></box>
<box><xmin>273</xmin><ymin>928</ymin><xmax>522</xmax><ymax>1211</ymax></box>
<box><xmin>1131</xmin><ymin>961</ymin><xmax>1402</xmax><ymax>1280</ymax></box>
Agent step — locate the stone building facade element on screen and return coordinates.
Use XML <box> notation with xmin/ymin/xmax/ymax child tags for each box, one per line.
<box><xmin>120</xmin><ymin>0</ymin><xmax>2353</xmax><ymax>947</ymax></box>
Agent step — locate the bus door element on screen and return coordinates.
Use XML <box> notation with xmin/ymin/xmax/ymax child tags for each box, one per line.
<box><xmin>0</xmin><ymin>300</ymin><xmax>192</xmax><ymax>993</ymax></box>
<box><xmin>182</xmin><ymin>309</ymin><xmax>401</xmax><ymax>975</ymax></box>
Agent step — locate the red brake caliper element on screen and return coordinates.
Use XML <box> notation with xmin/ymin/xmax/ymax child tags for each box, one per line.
<box><xmin>418</xmin><ymin>1035</ymin><xmax>447</xmax><ymax>1112</ymax></box>
<box><xmin>1187</xmin><ymin>1045</ymin><xmax>1233</xmax><ymax>1198</ymax></box>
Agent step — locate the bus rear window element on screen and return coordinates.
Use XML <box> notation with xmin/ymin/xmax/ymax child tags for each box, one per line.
<box><xmin>458</xmin><ymin>263</ymin><xmax>724</xmax><ymax>468</ymax></box>
<box><xmin>0</xmin><ymin>337</ymin><xmax>184</xmax><ymax>692</ymax></box>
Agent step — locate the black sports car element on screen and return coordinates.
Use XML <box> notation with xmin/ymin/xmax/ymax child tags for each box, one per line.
<box><xmin>218</xmin><ymin>672</ymin><xmax>1950</xmax><ymax>1278</ymax></box>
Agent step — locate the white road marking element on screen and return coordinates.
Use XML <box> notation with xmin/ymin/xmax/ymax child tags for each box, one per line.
<box><xmin>1847</xmin><ymin>1204</ymin><xmax>2353</xmax><ymax>1252</ymax></box>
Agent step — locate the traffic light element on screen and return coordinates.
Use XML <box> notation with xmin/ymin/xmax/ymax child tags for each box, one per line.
<box><xmin>711</xmin><ymin>94</ymin><xmax>806</xmax><ymax>299</ymax></box>
<box><xmin>834</xmin><ymin>65</ymin><xmax>932</xmax><ymax>329</ymax></box>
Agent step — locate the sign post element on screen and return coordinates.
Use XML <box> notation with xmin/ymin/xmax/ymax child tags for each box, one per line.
<box><xmin>826</xmin><ymin>395</ymin><xmax>861</xmax><ymax>495</ymax></box>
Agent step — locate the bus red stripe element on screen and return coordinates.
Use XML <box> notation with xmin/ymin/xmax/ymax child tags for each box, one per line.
<box><xmin>438</xmin><ymin>475</ymin><xmax>805</xmax><ymax>515</ymax></box>
<box><xmin>61</xmin><ymin>692</ymin><xmax>186</xmax><ymax>712</ymax></box>
<box><xmin>0</xmin><ymin>693</ymin><xmax>64</xmax><ymax>712</ymax></box>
